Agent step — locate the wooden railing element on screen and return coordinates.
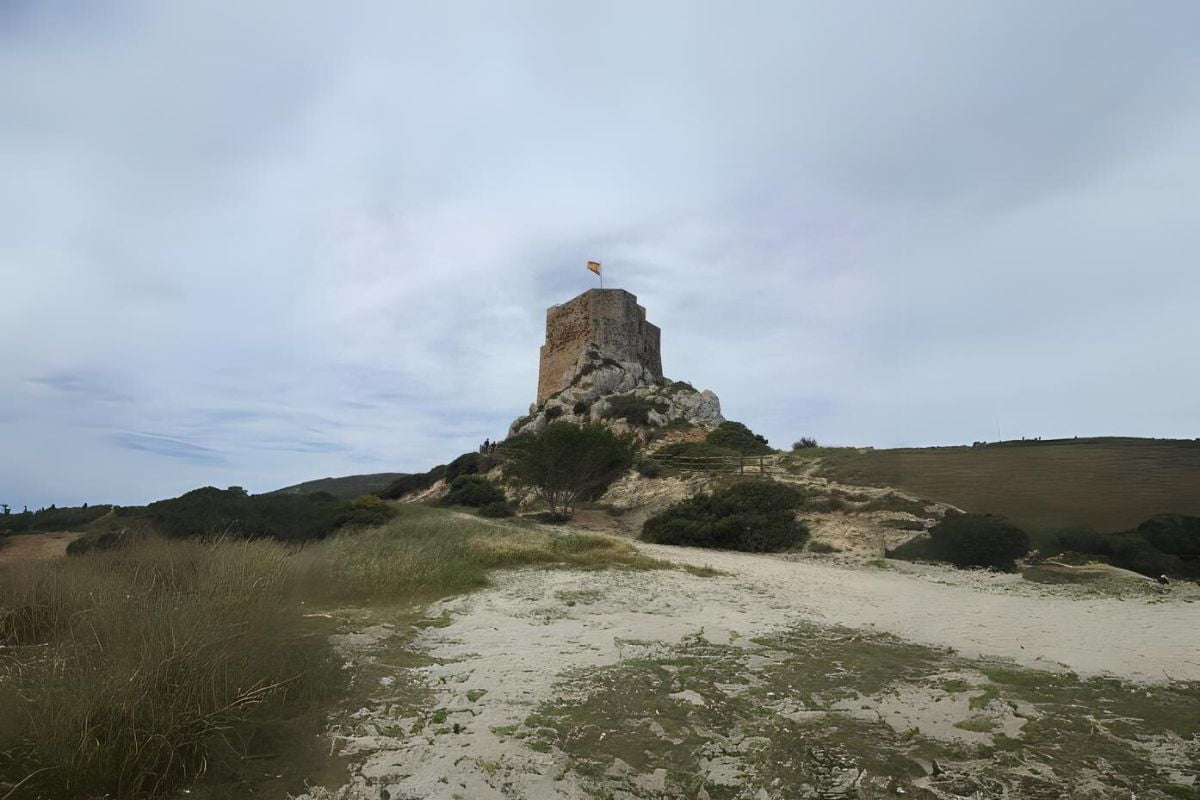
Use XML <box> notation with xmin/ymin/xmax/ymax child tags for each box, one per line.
<box><xmin>649</xmin><ymin>453</ymin><xmax>783</xmax><ymax>475</ymax></box>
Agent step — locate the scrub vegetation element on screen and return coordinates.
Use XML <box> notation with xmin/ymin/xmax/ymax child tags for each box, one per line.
<box><xmin>0</xmin><ymin>505</ymin><xmax>668</xmax><ymax>799</ymax></box>
<box><xmin>522</xmin><ymin>623</ymin><xmax>1200</xmax><ymax>799</ymax></box>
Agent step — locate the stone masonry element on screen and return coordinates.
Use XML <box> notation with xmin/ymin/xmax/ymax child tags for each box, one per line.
<box><xmin>536</xmin><ymin>289</ymin><xmax>662</xmax><ymax>405</ymax></box>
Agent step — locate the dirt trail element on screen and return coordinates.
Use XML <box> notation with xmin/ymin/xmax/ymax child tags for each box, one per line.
<box><xmin>307</xmin><ymin>542</ymin><xmax>1199</xmax><ymax>800</ymax></box>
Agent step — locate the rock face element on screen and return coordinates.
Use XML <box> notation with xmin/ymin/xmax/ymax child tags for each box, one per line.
<box><xmin>537</xmin><ymin>289</ymin><xmax>662</xmax><ymax>405</ymax></box>
<box><xmin>510</xmin><ymin>288</ymin><xmax>723</xmax><ymax>439</ymax></box>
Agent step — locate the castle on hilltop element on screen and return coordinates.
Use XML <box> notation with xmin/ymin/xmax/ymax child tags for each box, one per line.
<box><xmin>508</xmin><ymin>286</ymin><xmax>721</xmax><ymax>439</ymax></box>
<box><xmin>537</xmin><ymin>289</ymin><xmax>662</xmax><ymax>405</ymax></box>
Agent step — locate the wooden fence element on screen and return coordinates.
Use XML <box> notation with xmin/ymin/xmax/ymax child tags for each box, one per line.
<box><xmin>649</xmin><ymin>453</ymin><xmax>783</xmax><ymax>475</ymax></box>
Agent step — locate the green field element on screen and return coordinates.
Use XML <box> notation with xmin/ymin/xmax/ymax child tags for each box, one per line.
<box><xmin>794</xmin><ymin>437</ymin><xmax>1200</xmax><ymax>534</ymax></box>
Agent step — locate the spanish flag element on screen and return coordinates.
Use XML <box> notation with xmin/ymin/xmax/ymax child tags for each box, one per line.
<box><xmin>586</xmin><ymin>260</ymin><xmax>601</xmax><ymax>276</ymax></box>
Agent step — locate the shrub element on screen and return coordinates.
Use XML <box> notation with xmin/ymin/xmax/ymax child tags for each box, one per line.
<box><xmin>545</xmin><ymin>406</ymin><xmax>564</xmax><ymax>420</ymax></box>
<box><xmin>601</xmin><ymin>394</ymin><xmax>668</xmax><ymax>426</ymax></box>
<box><xmin>636</xmin><ymin>459</ymin><xmax>663</xmax><ymax>479</ymax></box>
<box><xmin>441</xmin><ymin>475</ymin><xmax>507</xmax><ymax>508</ymax></box>
<box><xmin>380</xmin><ymin>465</ymin><xmax>447</xmax><ymax>499</ymax></box>
<box><xmin>642</xmin><ymin>480</ymin><xmax>809</xmax><ymax>553</ymax></box>
<box><xmin>705</xmin><ymin>421</ymin><xmax>773</xmax><ymax>455</ymax></box>
<box><xmin>500</xmin><ymin>423</ymin><xmax>635</xmax><ymax>516</ymax></box>
<box><xmin>928</xmin><ymin>513</ymin><xmax>1030</xmax><ymax>571</ymax></box>
<box><xmin>792</xmin><ymin>437</ymin><xmax>819</xmax><ymax>450</ymax></box>
<box><xmin>477</xmin><ymin>500</ymin><xmax>515</xmax><ymax>518</ymax></box>
<box><xmin>1135</xmin><ymin>514</ymin><xmax>1200</xmax><ymax>558</ymax></box>
<box><xmin>133</xmin><ymin>487</ymin><xmax>394</xmax><ymax>543</ymax></box>
<box><xmin>573</xmin><ymin>399</ymin><xmax>592</xmax><ymax>416</ymax></box>
<box><xmin>444</xmin><ymin>452</ymin><xmax>483</xmax><ymax>482</ymax></box>
<box><xmin>655</xmin><ymin>441</ymin><xmax>740</xmax><ymax>461</ymax></box>
<box><xmin>1046</xmin><ymin>520</ymin><xmax>1199</xmax><ymax>580</ymax></box>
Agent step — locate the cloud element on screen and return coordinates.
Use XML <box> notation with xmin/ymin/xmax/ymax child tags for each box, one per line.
<box><xmin>111</xmin><ymin>432</ymin><xmax>227</xmax><ymax>466</ymax></box>
<box><xmin>1</xmin><ymin>1</ymin><xmax>1197</xmax><ymax>508</ymax></box>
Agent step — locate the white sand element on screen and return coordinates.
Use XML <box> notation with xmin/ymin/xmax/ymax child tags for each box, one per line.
<box><xmin>307</xmin><ymin>544</ymin><xmax>1199</xmax><ymax>800</ymax></box>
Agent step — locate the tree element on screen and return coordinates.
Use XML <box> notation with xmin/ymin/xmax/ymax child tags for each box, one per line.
<box><xmin>500</xmin><ymin>422</ymin><xmax>634</xmax><ymax>516</ymax></box>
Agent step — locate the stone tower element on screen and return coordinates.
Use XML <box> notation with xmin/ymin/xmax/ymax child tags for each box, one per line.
<box><xmin>536</xmin><ymin>289</ymin><xmax>662</xmax><ymax>405</ymax></box>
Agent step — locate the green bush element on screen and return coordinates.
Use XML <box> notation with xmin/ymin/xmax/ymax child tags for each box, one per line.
<box><xmin>500</xmin><ymin>423</ymin><xmax>634</xmax><ymax>516</ymax></box>
<box><xmin>573</xmin><ymin>399</ymin><xmax>592</xmax><ymax>416</ymax></box>
<box><xmin>380</xmin><ymin>465</ymin><xmax>447</xmax><ymax>499</ymax></box>
<box><xmin>642</xmin><ymin>481</ymin><xmax>809</xmax><ymax>553</ymax></box>
<box><xmin>705</xmin><ymin>421</ymin><xmax>773</xmax><ymax>455</ymax></box>
<box><xmin>441</xmin><ymin>475</ymin><xmax>507</xmax><ymax>508</ymax></box>
<box><xmin>920</xmin><ymin>513</ymin><xmax>1030</xmax><ymax>571</ymax></box>
<box><xmin>792</xmin><ymin>437</ymin><xmax>819</xmax><ymax>450</ymax></box>
<box><xmin>1046</xmin><ymin>518</ymin><xmax>1199</xmax><ymax>580</ymax></box>
<box><xmin>601</xmin><ymin>394</ymin><xmax>668</xmax><ymax>426</ymax></box>
<box><xmin>1135</xmin><ymin>514</ymin><xmax>1200</xmax><ymax>558</ymax></box>
<box><xmin>636</xmin><ymin>459</ymin><xmax>663</xmax><ymax>478</ymax></box>
<box><xmin>655</xmin><ymin>441</ymin><xmax>739</xmax><ymax>460</ymax></box>
<box><xmin>477</xmin><ymin>500</ymin><xmax>515</xmax><ymax>518</ymax></box>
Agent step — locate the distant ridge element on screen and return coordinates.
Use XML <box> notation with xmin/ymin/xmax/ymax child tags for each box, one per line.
<box><xmin>807</xmin><ymin>436</ymin><xmax>1200</xmax><ymax>533</ymax></box>
<box><xmin>266</xmin><ymin>473</ymin><xmax>406</xmax><ymax>500</ymax></box>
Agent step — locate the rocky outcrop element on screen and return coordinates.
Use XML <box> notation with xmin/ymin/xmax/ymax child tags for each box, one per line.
<box><xmin>507</xmin><ymin>348</ymin><xmax>724</xmax><ymax>439</ymax></box>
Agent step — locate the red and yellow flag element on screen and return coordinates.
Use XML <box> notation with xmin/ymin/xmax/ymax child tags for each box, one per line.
<box><xmin>586</xmin><ymin>260</ymin><xmax>601</xmax><ymax>276</ymax></box>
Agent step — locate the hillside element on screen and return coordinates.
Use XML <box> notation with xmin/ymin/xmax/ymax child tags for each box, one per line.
<box><xmin>793</xmin><ymin>437</ymin><xmax>1200</xmax><ymax>533</ymax></box>
<box><xmin>267</xmin><ymin>472</ymin><xmax>407</xmax><ymax>500</ymax></box>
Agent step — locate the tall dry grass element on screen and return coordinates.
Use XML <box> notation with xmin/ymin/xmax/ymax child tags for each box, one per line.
<box><xmin>0</xmin><ymin>504</ymin><xmax>665</xmax><ymax>799</ymax></box>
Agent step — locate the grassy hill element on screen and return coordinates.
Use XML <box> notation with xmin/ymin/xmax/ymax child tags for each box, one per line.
<box><xmin>791</xmin><ymin>437</ymin><xmax>1200</xmax><ymax>534</ymax></box>
<box><xmin>267</xmin><ymin>472</ymin><xmax>408</xmax><ymax>500</ymax></box>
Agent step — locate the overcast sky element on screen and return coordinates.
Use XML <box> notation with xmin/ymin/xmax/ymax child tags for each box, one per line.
<box><xmin>2</xmin><ymin>1</ymin><xmax>1198</xmax><ymax>509</ymax></box>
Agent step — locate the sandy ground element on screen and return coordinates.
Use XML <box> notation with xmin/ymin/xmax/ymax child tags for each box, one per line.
<box><xmin>0</xmin><ymin>531</ymin><xmax>80</xmax><ymax>563</ymax></box>
<box><xmin>305</xmin><ymin>541</ymin><xmax>1200</xmax><ymax>800</ymax></box>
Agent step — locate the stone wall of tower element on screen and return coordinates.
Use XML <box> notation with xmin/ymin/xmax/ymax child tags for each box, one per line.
<box><xmin>536</xmin><ymin>289</ymin><xmax>662</xmax><ymax>405</ymax></box>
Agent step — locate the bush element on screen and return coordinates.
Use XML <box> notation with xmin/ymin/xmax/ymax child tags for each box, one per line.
<box><xmin>792</xmin><ymin>437</ymin><xmax>819</xmax><ymax>450</ymax></box>
<box><xmin>1046</xmin><ymin>518</ymin><xmax>1200</xmax><ymax>580</ymax></box>
<box><xmin>927</xmin><ymin>513</ymin><xmax>1030</xmax><ymax>571</ymax></box>
<box><xmin>705</xmin><ymin>421</ymin><xmax>773</xmax><ymax>455</ymax></box>
<box><xmin>642</xmin><ymin>480</ymin><xmax>809</xmax><ymax>553</ymax></box>
<box><xmin>636</xmin><ymin>459</ymin><xmax>663</xmax><ymax>479</ymax></box>
<box><xmin>500</xmin><ymin>423</ymin><xmax>635</xmax><ymax>516</ymax></box>
<box><xmin>441</xmin><ymin>475</ymin><xmax>507</xmax><ymax>508</ymax></box>
<box><xmin>601</xmin><ymin>394</ymin><xmax>668</xmax><ymax>426</ymax></box>
<box><xmin>380</xmin><ymin>465</ymin><xmax>447</xmax><ymax>499</ymax></box>
<box><xmin>133</xmin><ymin>487</ymin><xmax>395</xmax><ymax>543</ymax></box>
<box><xmin>545</xmin><ymin>406</ymin><xmax>564</xmax><ymax>420</ymax></box>
<box><xmin>1135</xmin><ymin>514</ymin><xmax>1200</xmax><ymax>558</ymax></box>
<box><xmin>655</xmin><ymin>441</ymin><xmax>740</xmax><ymax>461</ymax></box>
<box><xmin>477</xmin><ymin>500</ymin><xmax>515</xmax><ymax>518</ymax></box>
<box><xmin>573</xmin><ymin>399</ymin><xmax>592</xmax><ymax>416</ymax></box>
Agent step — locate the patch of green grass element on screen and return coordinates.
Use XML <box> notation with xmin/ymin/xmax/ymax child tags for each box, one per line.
<box><xmin>953</xmin><ymin>716</ymin><xmax>998</xmax><ymax>732</ymax></box>
<box><xmin>682</xmin><ymin>564</ymin><xmax>724</xmax><ymax>577</ymax></box>
<box><xmin>968</xmin><ymin>685</ymin><xmax>999</xmax><ymax>709</ymax></box>
<box><xmin>525</xmin><ymin>622</ymin><xmax>1200</xmax><ymax>798</ymax></box>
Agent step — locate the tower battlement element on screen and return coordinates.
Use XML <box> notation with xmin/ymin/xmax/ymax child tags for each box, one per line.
<box><xmin>536</xmin><ymin>289</ymin><xmax>662</xmax><ymax>405</ymax></box>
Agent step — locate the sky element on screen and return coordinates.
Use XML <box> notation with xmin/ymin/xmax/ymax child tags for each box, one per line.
<box><xmin>2</xmin><ymin>1</ymin><xmax>1198</xmax><ymax>509</ymax></box>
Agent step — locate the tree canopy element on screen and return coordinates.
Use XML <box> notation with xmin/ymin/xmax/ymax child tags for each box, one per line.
<box><xmin>500</xmin><ymin>423</ymin><xmax>634</xmax><ymax>516</ymax></box>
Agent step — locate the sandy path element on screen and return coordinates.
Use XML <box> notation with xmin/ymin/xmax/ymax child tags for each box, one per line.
<box><xmin>314</xmin><ymin>545</ymin><xmax>1199</xmax><ymax>800</ymax></box>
